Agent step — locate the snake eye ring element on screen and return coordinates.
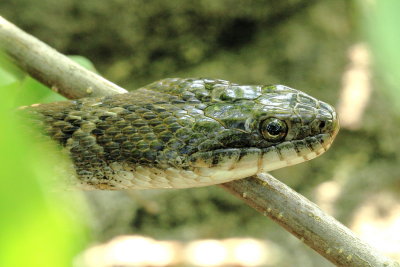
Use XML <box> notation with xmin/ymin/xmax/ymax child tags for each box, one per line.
<box><xmin>260</xmin><ymin>118</ymin><xmax>288</xmax><ymax>142</ymax></box>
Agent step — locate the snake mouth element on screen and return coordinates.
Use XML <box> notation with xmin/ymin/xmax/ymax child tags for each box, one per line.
<box><xmin>188</xmin><ymin>133</ymin><xmax>334</xmax><ymax>181</ymax></box>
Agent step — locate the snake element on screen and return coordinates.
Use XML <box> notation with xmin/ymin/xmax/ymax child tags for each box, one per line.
<box><xmin>24</xmin><ymin>78</ymin><xmax>339</xmax><ymax>190</ymax></box>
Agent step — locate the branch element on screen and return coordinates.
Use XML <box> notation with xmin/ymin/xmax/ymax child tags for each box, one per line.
<box><xmin>1</xmin><ymin>15</ymin><xmax>398</xmax><ymax>267</ymax></box>
<box><xmin>222</xmin><ymin>174</ymin><xmax>400</xmax><ymax>266</ymax></box>
<box><xmin>0</xmin><ymin>16</ymin><xmax>127</xmax><ymax>99</ymax></box>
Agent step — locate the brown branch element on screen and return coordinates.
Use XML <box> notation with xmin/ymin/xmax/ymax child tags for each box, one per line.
<box><xmin>0</xmin><ymin>16</ymin><xmax>127</xmax><ymax>99</ymax></box>
<box><xmin>1</xmin><ymin>15</ymin><xmax>398</xmax><ymax>267</ymax></box>
<box><xmin>222</xmin><ymin>174</ymin><xmax>399</xmax><ymax>266</ymax></box>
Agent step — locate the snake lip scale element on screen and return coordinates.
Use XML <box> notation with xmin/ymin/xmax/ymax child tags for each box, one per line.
<box><xmin>25</xmin><ymin>78</ymin><xmax>339</xmax><ymax>189</ymax></box>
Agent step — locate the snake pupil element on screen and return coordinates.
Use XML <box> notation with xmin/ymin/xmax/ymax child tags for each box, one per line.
<box><xmin>266</xmin><ymin>122</ymin><xmax>282</xmax><ymax>136</ymax></box>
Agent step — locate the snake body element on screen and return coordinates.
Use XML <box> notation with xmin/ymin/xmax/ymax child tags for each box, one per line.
<box><xmin>26</xmin><ymin>78</ymin><xmax>339</xmax><ymax>189</ymax></box>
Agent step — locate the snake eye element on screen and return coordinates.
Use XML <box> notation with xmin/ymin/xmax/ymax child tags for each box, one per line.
<box><xmin>260</xmin><ymin>118</ymin><xmax>288</xmax><ymax>142</ymax></box>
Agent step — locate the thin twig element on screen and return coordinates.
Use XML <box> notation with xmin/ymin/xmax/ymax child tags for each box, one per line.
<box><xmin>1</xmin><ymin>15</ymin><xmax>398</xmax><ymax>266</ymax></box>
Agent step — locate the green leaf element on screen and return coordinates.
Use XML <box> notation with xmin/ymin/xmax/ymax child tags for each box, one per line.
<box><xmin>0</xmin><ymin>51</ymin><xmax>25</xmax><ymax>83</ymax></box>
<box><xmin>0</xmin><ymin>52</ymin><xmax>88</xmax><ymax>267</ymax></box>
<box><xmin>0</xmin><ymin>66</ymin><xmax>19</xmax><ymax>86</ymax></box>
<box><xmin>13</xmin><ymin>76</ymin><xmax>67</xmax><ymax>106</ymax></box>
<box><xmin>0</xmin><ymin>77</ymin><xmax>88</xmax><ymax>267</ymax></box>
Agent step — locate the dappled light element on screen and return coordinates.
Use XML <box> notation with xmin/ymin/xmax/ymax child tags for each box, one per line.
<box><xmin>77</xmin><ymin>236</ymin><xmax>281</xmax><ymax>267</ymax></box>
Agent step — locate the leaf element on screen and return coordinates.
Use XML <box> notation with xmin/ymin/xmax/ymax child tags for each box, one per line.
<box><xmin>13</xmin><ymin>76</ymin><xmax>66</xmax><ymax>106</ymax></box>
<box><xmin>0</xmin><ymin>51</ymin><xmax>25</xmax><ymax>82</ymax></box>
<box><xmin>0</xmin><ymin>53</ymin><xmax>88</xmax><ymax>267</ymax></box>
<box><xmin>0</xmin><ymin>52</ymin><xmax>100</xmax><ymax>265</ymax></box>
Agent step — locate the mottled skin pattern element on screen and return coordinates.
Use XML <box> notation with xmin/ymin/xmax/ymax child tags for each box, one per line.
<box><xmin>26</xmin><ymin>78</ymin><xmax>339</xmax><ymax>189</ymax></box>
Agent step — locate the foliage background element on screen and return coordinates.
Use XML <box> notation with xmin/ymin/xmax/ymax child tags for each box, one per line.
<box><xmin>1</xmin><ymin>0</ymin><xmax>399</xmax><ymax>266</ymax></box>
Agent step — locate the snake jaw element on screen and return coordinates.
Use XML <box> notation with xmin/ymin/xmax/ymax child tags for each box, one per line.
<box><xmin>187</xmin><ymin>132</ymin><xmax>336</xmax><ymax>185</ymax></box>
<box><xmin>188</xmin><ymin>148</ymin><xmax>261</xmax><ymax>184</ymax></box>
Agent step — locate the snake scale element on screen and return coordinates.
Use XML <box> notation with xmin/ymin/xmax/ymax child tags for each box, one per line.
<box><xmin>25</xmin><ymin>78</ymin><xmax>339</xmax><ymax>189</ymax></box>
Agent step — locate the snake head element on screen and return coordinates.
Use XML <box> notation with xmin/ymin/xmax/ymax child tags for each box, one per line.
<box><xmin>188</xmin><ymin>82</ymin><xmax>339</xmax><ymax>183</ymax></box>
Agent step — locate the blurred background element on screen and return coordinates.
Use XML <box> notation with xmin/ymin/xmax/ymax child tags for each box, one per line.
<box><xmin>1</xmin><ymin>0</ymin><xmax>400</xmax><ymax>266</ymax></box>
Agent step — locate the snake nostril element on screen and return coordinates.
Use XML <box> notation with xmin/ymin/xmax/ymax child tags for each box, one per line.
<box><xmin>319</xmin><ymin>121</ymin><xmax>326</xmax><ymax>130</ymax></box>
